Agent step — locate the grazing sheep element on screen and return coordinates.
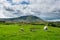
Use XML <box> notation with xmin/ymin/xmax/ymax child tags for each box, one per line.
<box><xmin>30</xmin><ymin>28</ymin><xmax>40</xmax><ymax>32</ymax></box>
<box><xmin>20</xmin><ymin>28</ymin><xmax>24</xmax><ymax>32</ymax></box>
<box><xmin>30</xmin><ymin>28</ymin><xmax>36</xmax><ymax>32</ymax></box>
<box><xmin>44</xmin><ymin>26</ymin><xmax>48</xmax><ymax>31</ymax></box>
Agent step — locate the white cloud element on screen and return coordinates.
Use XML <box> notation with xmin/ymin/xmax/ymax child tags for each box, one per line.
<box><xmin>0</xmin><ymin>0</ymin><xmax>60</xmax><ymax>21</ymax></box>
<box><xmin>12</xmin><ymin>0</ymin><xmax>23</xmax><ymax>3</ymax></box>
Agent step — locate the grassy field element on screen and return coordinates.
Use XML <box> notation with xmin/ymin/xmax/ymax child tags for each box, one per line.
<box><xmin>0</xmin><ymin>23</ymin><xmax>60</xmax><ymax>40</ymax></box>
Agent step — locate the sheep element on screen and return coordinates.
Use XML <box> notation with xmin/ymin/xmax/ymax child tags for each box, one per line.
<box><xmin>20</xmin><ymin>28</ymin><xmax>24</xmax><ymax>32</ymax></box>
<box><xmin>30</xmin><ymin>28</ymin><xmax>36</xmax><ymax>32</ymax></box>
<box><xmin>30</xmin><ymin>28</ymin><xmax>40</xmax><ymax>32</ymax></box>
<box><xmin>44</xmin><ymin>26</ymin><xmax>48</xmax><ymax>31</ymax></box>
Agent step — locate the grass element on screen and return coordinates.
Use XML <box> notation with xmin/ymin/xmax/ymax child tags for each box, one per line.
<box><xmin>0</xmin><ymin>23</ymin><xmax>60</xmax><ymax>40</ymax></box>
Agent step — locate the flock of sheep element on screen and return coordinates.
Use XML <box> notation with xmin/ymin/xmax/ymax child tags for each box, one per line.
<box><xmin>20</xmin><ymin>26</ymin><xmax>48</xmax><ymax>32</ymax></box>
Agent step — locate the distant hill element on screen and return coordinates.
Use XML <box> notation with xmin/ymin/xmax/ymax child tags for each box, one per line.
<box><xmin>17</xmin><ymin>15</ymin><xmax>45</xmax><ymax>23</ymax></box>
<box><xmin>0</xmin><ymin>15</ymin><xmax>45</xmax><ymax>23</ymax></box>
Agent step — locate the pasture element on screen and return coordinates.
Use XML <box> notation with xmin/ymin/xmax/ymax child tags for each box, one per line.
<box><xmin>0</xmin><ymin>23</ymin><xmax>60</xmax><ymax>40</ymax></box>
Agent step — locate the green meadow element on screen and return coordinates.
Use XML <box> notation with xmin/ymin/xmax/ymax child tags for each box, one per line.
<box><xmin>0</xmin><ymin>23</ymin><xmax>60</xmax><ymax>40</ymax></box>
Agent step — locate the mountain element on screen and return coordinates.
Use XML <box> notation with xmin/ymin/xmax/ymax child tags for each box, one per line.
<box><xmin>18</xmin><ymin>15</ymin><xmax>44</xmax><ymax>23</ymax></box>
<box><xmin>0</xmin><ymin>15</ymin><xmax>44</xmax><ymax>23</ymax></box>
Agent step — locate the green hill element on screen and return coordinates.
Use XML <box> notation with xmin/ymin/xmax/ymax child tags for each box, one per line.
<box><xmin>0</xmin><ymin>24</ymin><xmax>60</xmax><ymax>40</ymax></box>
<box><xmin>0</xmin><ymin>15</ymin><xmax>45</xmax><ymax>23</ymax></box>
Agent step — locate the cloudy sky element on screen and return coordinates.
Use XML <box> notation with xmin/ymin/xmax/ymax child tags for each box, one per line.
<box><xmin>0</xmin><ymin>0</ymin><xmax>60</xmax><ymax>21</ymax></box>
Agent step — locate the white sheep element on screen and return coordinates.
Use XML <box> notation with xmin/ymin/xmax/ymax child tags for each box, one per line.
<box><xmin>44</xmin><ymin>26</ymin><xmax>48</xmax><ymax>31</ymax></box>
